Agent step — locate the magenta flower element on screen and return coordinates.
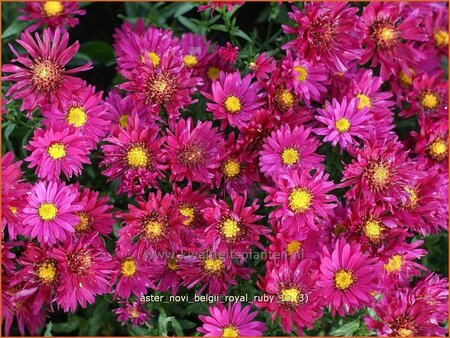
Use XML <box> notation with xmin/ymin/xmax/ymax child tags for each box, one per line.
<box><xmin>318</xmin><ymin>238</ymin><xmax>380</xmax><ymax>317</ymax></box>
<box><xmin>114</xmin><ymin>300</ymin><xmax>151</xmax><ymax>327</ymax></box>
<box><xmin>2</xmin><ymin>27</ymin><xmax>91</xmax><ymax>112</ymax></box>
<box><xmin>424</xmin><ymin>7</ymin><xmax>448</xmax><ymax>55</ymax></box>
<box><xmin>315</xmin><ymin>97</ymin><xmax>373</xmax><ymax>149</ymax></box>
<box><xmin>249</xmin><ymin>52</ymin><xmax>276</xmax><ymax>83</ymax></box>
<box><xmin>260</xmin><ymin>124</ymin><xmax>323</xmax><ymax>177</ymax></box>
<box><xmin>198</xmin><ymin>1</ymin><xmax>244</xmax><ymax>14</ymax></box>
<box><xmin>283</xmin><ymin>2</ymin><xmax>363</xmax><ymax>73</ymax></box>
<box><xmin>198</xmin><ymin>302</ymin><xmax>267</xmax><ymax>337</ymax></box>
<box><xmin>219</xmin><ymin>42</ymin><xmax>239</xmax><ymax>64</ymax></box>
<box><xmin>25</xmin><ymin>126</ymin><xmax>91</xmax><ymax>180</ymax></box>
<box><xmin>21</xmin><ymin>180</ymin><xmax>83</xmax><ymax>246</ymax></box>
<box><xmin>180</xmin><ymin>33</ymin><xmax>213</xmax><ymax>73</ymax></box>
<box><xmin>204</xmin><ymin>71</ymin><xmax>265</xmax><ymax>129</ymax></box>
<box><xmin>164</xmin><ymin>117</ymin><xmax>224</xmax><ymax>184</ymax></box>
<box><xmin>103</xmin><ymin>90</ymin><xmax>148</xmax><ymax>130</ymax></box>
<box><xmin>19</xmin><ymin>2</ymin><xmax>85</xmax><ymax>32</ymax></box>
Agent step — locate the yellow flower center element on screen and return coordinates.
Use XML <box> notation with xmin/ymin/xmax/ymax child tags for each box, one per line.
<box><xmin>47</xmin><ymin>143</ymin><xmax>66</xmax><ymax>160</ymax></box>
<box><xmin>32</xmin><ymin>59</ymin><xmax>63</xmax><ymax>93</ymax></box>
<box><xmin>275</xmin><ymin>88</ymin><xmax>295</xmax><ymax>111</ymax></box>
<box><xmin>428</xmin><ymin>138</ymin><xmax>447</xmax><ymax>161</ymax></box>
<box><xmin>10</xmin><ymin>206</ymin><xmax>17</xmax><ymax>214</ymax></box>
<box><xmin>356</xmin><ymin>93</ymin><xmax>371</xmax><ymax>110</ymax></box>
<box><xmin>38</xmin><ymin>203</ymin><xmax>58</xmax><ymax>221</ymax></box>
<box><xmin>421</xmin><ymin>92</ymin><xmax>438</xmax><ymax>110</ymax></box>
<box><xmin>37</xmin><ymin>260</ymin><xmax>57</xmax><ymax>284</ymax></box>
<box><xmin>281</xmin><ymin>287</ymin><xmax>300</xmax><ymax>303</ymax></box>
<box><xmin>203</xmin><ymin>258</ymin><xmax>223</xmax><ymax>274</ymax></box>
<box><xmin>288</xmin><ymin>188</ymin><xmax>312</xmax><ymax>213</ymax></box>
<box><xmin>144</xmin><ymin>220</ymin><xmax>164</xmax><ymax>239</ymax></box>
<box><xmin>335</xmin><ymin>117</ymin><xmax>350</xmax><ymax>133</ymax></box>
<box><xmin>398</xmin><ymin>328</ymin><xmax>413</xmax><ymax>337</ymax></box>
<box><xmin>380</xmin><ymin>27</ymin><xmax>395</xmax><ymax>41</ymax></box>
<box><xmin>248</xmin><ymin>62</ymin><xmax>257</xmax><ymax>71</ymax></box>
<box><xmin>367</xmin><ymin>162</ymin><xmax>390</xmax><ymax>188</ymax></box>
<box><xmin>183</xmin><ymin>54</ymin><xmax>198</xmax><ymax>68</ymax></box>
<box><xmin>404</xmin><ymin>186</ymin><xmax>418</xmax><ymax>209</ymax></box>
<box><xmin>121</xmin><ymin>258</ymin><xmax>137</xmax><ymax>277</ymax></box>
<box><xmin>222</xmin><ymin>159</ymin><xmax>241</xmax><ymax>178</ymax></box>
<box><xmin>222</xmin><ymin>326</ymin><xmax>238</xmax><ymax>338</ymax></box>
<box><xmin>126</xmin><ymin>145</ymin><xmax>149</xmax><ymax>168</ymax></box>
<box><xmin>167</xmin><ymin>257</ymin><xmax>178</xmax><ymax>271</ymax></box>
<box><xmin>363</xmin><ymin>219</ymin><xmax>384</xmax><ymax>240</ymax></box>
<box><xmin>179</xmin><ymin>205</ymin><xmax>195</xmax><ymax>226</ymax></box>
<box><xmin>220</xmin><ymin>218</ymin><xmax>240</xmax><ymax>240</ymax></box>
<box><xmin>207</xmin><ymin>66</ymin><xmax>220</xmax><ymax>80</ymax></box>
<box><xmin>286</xmin><ymin>240</ymin><xmax>302</xmax><ymax>256</ymax></box>
<box><xmin>67</xmin><ymin>107</ymin><xmax>87</xmax><ymax>128</ymax></box>
<box><xmin>294</xmin><ymin>66</ymin><xmax>308</xmax><ymax>81</ymax></box>
<box><xmin>433</xmin><ymin>30</ymin><xmax>449</xmax><ymax>47</ymax></box>
<box><xmin>333</xmin><ymin>269</ymin><xmax>355</xmax><ymax>290</ymax></box>
<box><xmin>383</xmin><ymin>255</ymin><xmax>404</xmax><ymax>272</ymax></box>
<box><xmin>281</xmin><ymin>147</ymin><xmax>299</xmax><ymax>166</ymax></box>
<box><xmin>224</xmin><ymin>95</ymin><xmax>242</xmax><ymax>113</ymax></box>
<box><xmin>74</xmin><ymin>212</ymin><xmax>90</xmax><ymax>233</ymax></box>
<box><xmin>399</xmin><ymin>70</ymin><xmax>414</xmax><ymax>87</ymax></box>
<box><xmin>119</xmin><ymin>114</ymin><xmax>128</xmax><ymax>128</ymax></box>
<box><xmin>130</xmin><ymin>308</ymin><xmax>140</xmax><ymax>318</ymax></box>
<box><xmin>140</xmin><ymin>52</ymin><xmax>161</xmax><ymax>67</ymax></box>
<box><xmin>43</xmin><ymin>1</ymin><xmax>63</xmax><ymax>16</ymax></box>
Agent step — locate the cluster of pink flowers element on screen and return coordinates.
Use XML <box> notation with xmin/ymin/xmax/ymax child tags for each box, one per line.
<box><xmin>1</xmin><ymin>1</ymin><xmax>448</xmax><ymax>337</ymax></box>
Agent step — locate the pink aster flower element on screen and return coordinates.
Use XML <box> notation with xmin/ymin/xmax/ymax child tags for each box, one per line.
<box><xmin>204</xmin><ymin>71</ymin><xmax>265</xmax><ymax>130</ymax></box>
<box><xmin>424</xmin><ymin>7</ymin><xmax>449</xmax><ymax>55</ymax></box>
<box><xmin>101</xmin><ymin>115</ymin><xmax>166</xmax><ymax>196</ymax></box>
<box><xmin>219</xmin><ymin>42</ymin><xmax>239</xmax><ymax>64</ymax></box>
<box><xmin>318</xmin><ymin>238</ymin><xmax>380</xmax><ymax>317</ymax></box>
<box><xmin>1</xmin><ymin>152</ymin><xmax>30</xmax><ymax>239</ymax></box>
<box><xmin>255</xmin><ymin>259</ymin><xmax>324</xmax><ymax>334</ymax></box>
<box><xmin>259</xmin><ymin>124</ymin><xmax>323</xmax><ymax>178</ymax></box>
<box><xmin>198</xmin><ymin>302</ymin><xmax>267</xmax><ymax>337</ymax></box>
<box><xmin>360</xmin><ymin>2</ymin><xmax>427</xmax><ymax>80</ymax></box>
<box><xmin>248</xmin><ymin>52</ymin><xmax>276</xmax><ymax>83</ymax></box>
<box><xmin>180</xmin><ymin>33</ymin><xmax>213</xmax><ymax>73</ymax></box>
<box><xmin>2</xmin><ymin>27</ymin><xmax>91</xmax><ymax>112</ymax></box>
<box><xmin>21</xmin><ymin>180</ymin><xmax>83</xmax><ymax>246</ymax></box>
<box><xmin>198</xmin><ymin>1</ymin><xmax>244</xmax><ymax>14</ymax></box>
<box><xmin>172</xmin><ymin>182</ymin><xmax>209</xmax><ymax>231</ymax></box>
<box><xmin>412</xmin><ymin>273</ymin><xmax>448</xmax><ymax>323</ymax></box>
<box><xmin>112</xmin><ymin>243</ymin><xmax>155</xmax><ymax>299</ymax></box>
<box><xmin>202</xmin><ymin>191</ymin><xmax>268</xmax><ymax>258</ymax></box>
<box><xmin>281</xmin><ymin>50</ymin><xmax>328</xmax><ymax>105</ymax></box>
<box><xmin>25</xmin><ymin>126</ymin><xmax>91</xmax><ymax>180</ymax></box>
<box><xmin>103</xmin><ymin>90</ymin><xmax>148</xmax><ymax>130</ymax></box>
<box><xmin>51</xmin><ymin>236</ymin><xmax>114</xmax><ymax>312</ymax></box>
<box><xmin>263</xmin><ymin>169</ymin><xmax>337</xmax><ymax>233</ymax></box>
<box><xmin>42</xmin><ymin>84</ymin><xmax>109</xmax><ymax>148</ymax></box>
<box><xmin>315</xmin><ymin>97</ymin><xmax>373</xmax><ymax>149</ymax></box>
<box><xmin>283</xmin><ymin>2</ymin><xmax>363</xmax><ymax>73</ymax></box>
<box><xmin>19</xmin><ymin>2</ymin><xmax>85</xmax><ymax>32</ymax></box>
<box><xmin>114</xmin><ymin>300</ymin><xmax>151</xmax><ymax>327</ymax></box>
<box><xmin>164</xmin><ymin>117</ymin><xmax>224</xmax><ymax>184</ymax></box>
<box><xmin>120</xmin><ymin>48</ymin><xmax>202</xmax><ymax>119</ymax></box>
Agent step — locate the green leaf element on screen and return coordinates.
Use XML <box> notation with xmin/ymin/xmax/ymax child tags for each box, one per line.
<box><xmin>210</xmin><ymin>24</ymin><xmax>228</xmax><ymax>33</ymax></box>
<box><xmin>3</xmin><ymin>123</ymin><xmax>15</xmax><ymax>141</ymax></box>
<box><xmin>177</xmin><ymin>16</ymin><xmax>199</xmax><ymax>33</ymax></box>
<box><xmin>169</xmin><ymin>318</ymin><xmax>184</xmax><ymax>336</ymax></box>
<box><xmin>79</xmin><ymin>41</ymin><xmax>115</xmax><ymax>65</ymax></box>
<box><xmin>174</xmin><ymin>3</ymin><xmax>196</xmax><ymax>17</ymax></box>
<box><xmin>235</xmin><ymin>29</ymin><xmax>252</xmax><ymax>42</ymax></box>
<box><xmin>44</xmin><ymin>322</ymin><xmax>53</xmax><ymax>337</ymax></box>
<box><xmin>329</xmin><ymin>319</ymin><xmax>360</xmax><ymax>336</ymax></box>
<box><xmin>3</xmin><ymin>19</ymin><xmax>33</xmax><ymax>39</ymax></box>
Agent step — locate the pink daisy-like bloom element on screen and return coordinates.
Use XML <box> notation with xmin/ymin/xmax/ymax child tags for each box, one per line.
<box><xmin>263</xmin><ymin>169</ymin><xmax>337</xmax><ymax>233</ymax></box>
<box><xmin>112</xmin><ymin>242</ymin><xmax>155</xmax><ymax>299</ymax></box>
<box><xmin>71</xmin><ymin>184</ymin><xmax>114</xmax><ymax>237</ymax></box>
<box><xmin>281</xmin><ymin>50</ymin><xmax>328</xmax><ymax>105</ymax></box>
<box><xmin>1</xmin><ymin>152</ymin><xmax>30</xmax><ymax>239</ymax></box>
<box><xmin>424</xmin><ymin>7</ymin><xmax>448</xmax><ymax>55</ymax></box>
<box><xmin>180</xmin><ymin>33</ymin><xmax>213</xmax><ymax>74</ymax></box>
<box><xmin>25</xmin><ymin>126</ymin><xmax>91</xmax><ymax>180</ymax></box>
<box><xmin>42</xmin><ymin>84</ymin><xmax>109</xmax><ymax>148</ymax></box>
<box><xmin>315</xmin><ymin>97</ymin><xmax>373</xmax><ymax>149</ymax></box>
<box><xmin>412</xmin><ymin>273</ymin><xmax>448</xmax><ymax>323</ymax></box>
<box><xmin>172</xmin><ymin>182</ymin><xmax>209</xmax><ymax>231</ymax></box>
<box><xmin>248</xmin><ymin>52</ymin><xmax>276</xmax><ymax>83</ymax></box>
<box><xmin>153</xmin><ymin>252</ymin><xmax>182</xmax><ymax>296</ymax></box>
<box><xmin>365</xmin><ymin>287</ymin><xmax>447</xmax><ymax>337</ymax></box>
<box><xmin>259</xmin><ymin>124</ymin><xmax>323</xmax><ymax>178</ymax></box>
<box><xmin>21</xmin><ymin>180</ymin><xmax>83</xmax><ymax>246</ymax></box>
<box><xmin>101</xmin><ymin>114</ymin><xmax>166</xmax><ymax>196</ymax></box>
<box><xmin>19</xmin><ymin>2</ymin><xmax>85</xmax><ymax>32</ymax></box>
<box><xmin>198</xmin><ymin>302</ymin><xmax>267</xmax><ymax>337</ymax></box>
<box><xmin>202</xmin><ymin>191</ymin><xmax>268</xmax><ymax>258</ymax></box>
<box><xmin>121</xmin><ymin>49</ymin><xmax>202</xmax><ymax>119</ymax></box>
<box><xmin>103</xmin><ymin>90</ymin><xmax>148</xmax><ymax>131</ymax></box>
<box><xmin>360</xmin><ymin>2</ymin><xmax>427</xmax><ymax>80</ymax></box>
<box><xmin>255</xmin><ymin>259</ymin><xmax>324</xmax><ymax>334</ymax></box>
<box><xmin>318</xmin><ymin>238</ymin><xmax>380</xmax><ymax>317</ymax></box>
<box><xmin>164</xmin><ymin>117</ymin><xmax>224</xmax><ymax>184</ymax></box>
<box><xmin>282</xmin><ymin>2</ymin><xmax>363</xmax><ymax>73</ymax></box>
<box><xmin>204</xmin><ymin>71</ymin><xmax>265</xmax><ymax>130</ymax></box>
<box><xmin>118</xmin><ymin>191</ymin><xmax>182</xmax><ymax>256</ymax></box>
<box><xmin>240</xmin><ymin>109</ymin><xmax>277</xmax><ymax>153</ymax></box>
<box><xmin>219</xmin><ymin>42</ymin><xmax>239</xmax><ymax>65</ymax></box>
<box><xmin>50</xmin><ymin>236</ymin><xmax>114</xmax><ymax>312</ymax></box>
<box><xmin>2</xmin><ymin>27</ymin><xmax>91</xmax><ymax>112</ymax></box>
<box><xmin>198</xmin><ymin>1</ymin><xmax>244</xmax><ymax>14</ymax></box>
<box><xmin>114</xmin><ymin>300</ymin><xmax>151</xmax><ymax>327</ymax></box>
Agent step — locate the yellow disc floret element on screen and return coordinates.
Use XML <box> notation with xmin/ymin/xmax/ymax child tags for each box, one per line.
<box><xmin>67</xmin><ymin>107</ymin><xmax>87</xmax><ymax>128</ymax></box>
<box><xmin>222</xmin><ymin>159</ymin><xmax>241</xmax><ymax>178</ymax></box>
<box><xmin>224</xmin><ymin>96</ymin><xmax>242</xmax><ymax>113</ymax></box>
<box><xmin>335</xmin><ymin>117</ymin><xmax>350</xmax><ymax>133</ymax></box>
<box><xmin>421</xmin><ymin>92</ymin><xmax>438</xmax><ymax>110</ymax></box>
<box><xmin>203</xmin><ymin>258</ymin><xmax>223</xmax><ymax>274</ymax></box>
<box><xmin>121</xmin><ymin>258</ymin><xmax>137</xmax><ymax>277</ymax></box>
<box><xmin>281</xmin><ymin>147</ymin><xmax>299</xmax><ymax>166</ymax></box>
<box><xmin>183</xmin><ymin>54</ymin><xmax>198</xmax><ymax>68</ymax></box>
<box><xmin>281</xmin><ymin>287</ymin><xmax>300</xmax><ymax>303</ymax></box>
<box><xmin>47</xmin><ymin>143</ymin><xmax>66</xmax><ymax>160</ymax></box>
<box><xmin>363</xmin><ymin>219</ymin><xmax>384</xmax><ymax>240</ymax></box>
<box><xmin>288</xmin><ymin>188</ymin><xmax>312</xmax><ymax>213</ymax></box>
<box><xmin>356</xmin><ymin>93</ymin><xmax>371</xmax><ymax>110</ymax></box>
<box><xmin>43</xmin><ymin>1</ymin><xmax>63</xmax><ymax>16</ymax></box>
<box><xmin>286</xmin><ymin>240</ymin><xmax>302</xmax><ymax>256</ymax></box>
<box><xmin>126</xmin><ymin>145</ymin><xmax>149</xmax><ymax>168</ymax></box>
<box><xmin>207</xmin><ymin>66</ymin><xmax>220</xmax><ymax>80</ymax></box>
<box><xmin>179</xmin><ymin>205</ymin><xmax>195</xmax><ymax>226</ymax></box>
<box><xmin>434</xmin><ymin>30</ymin><xmax>449</xmax><ymax>47</ymax></box>
<box><xmin>294</xmin><ymin>66</ymin><xmax>308</xmax><ymax>82</ymax></box>
<box><xmin>220</xmin><ymin>218</ymin><xmax>241</xmax><ymax>240</ymax></box>
<box><xmin>38</xmin><ymin>203</ymin><xmax>58</xmax><ymax>221</ymax></box>
<box><xmin>222</xmin><ymin>325</ymin><xmax>238</xmax><ymax>338</ymax></box>
<box><xmin>37</xmin><ymin>260</ymin><xmax>57</xmax><ymax>284</ymax></box>
<box><xmin>383</xmin><ymin>255</ymin><xmax>404</xmax><ymax>272</ymax></box>
<box><xmin>333</xmin><ymin>269</ymin><xmax>355</xmax><ymax>290</ymax></box>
